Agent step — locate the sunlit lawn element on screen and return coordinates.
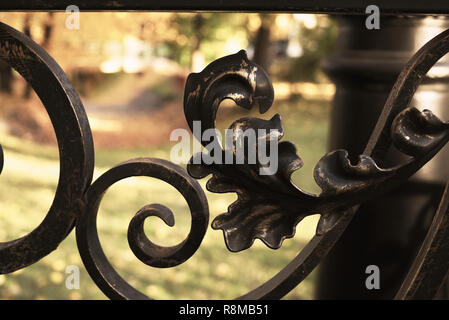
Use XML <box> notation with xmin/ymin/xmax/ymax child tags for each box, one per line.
<box><xmin>0</xmin><ymin>97</ymin><xmax>330</xmax><ymax>300</ymax></box>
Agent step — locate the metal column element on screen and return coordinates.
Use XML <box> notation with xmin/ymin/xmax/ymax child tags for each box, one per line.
<box><xmin>317</xmin><ymin>15</ymin><xmax>449</xmax><ymax>299</ymax></box>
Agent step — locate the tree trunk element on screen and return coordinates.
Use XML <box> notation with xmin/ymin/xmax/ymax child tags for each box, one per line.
<box><xmin>191</xmin><ymin>14</ymin><xmax>205</xmax><ymax>72</ymax></box>
<box><xmin>24</xmin><ymin>12</ymin><xmax>54</xmax><ymax>99</ymax></box>
<box><xmin>23</xmin><ymin>13</ymin><xmax>32</xmax><ymax>99</ymax></box>
<box><xmin>41</xmin><ymin>12</ymin><xmax>55</xmax><ymax>50</ymax></box>
<box><xmin>252</xmin><ymin>14</ymin><xmax>274</xmax><ymax>72</ymax></box>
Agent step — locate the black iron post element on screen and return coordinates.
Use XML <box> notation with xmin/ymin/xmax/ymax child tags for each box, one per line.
<box><xmin>317</xmin><ymin>15</ymin><xmax>449</xmax><ymax>299</ymax></box>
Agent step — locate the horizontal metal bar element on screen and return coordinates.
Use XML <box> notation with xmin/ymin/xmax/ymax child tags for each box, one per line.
<box><xmin>0</xmin><ymin>0</ymin><xmax>448</xmax><ymax>14</ymax></box>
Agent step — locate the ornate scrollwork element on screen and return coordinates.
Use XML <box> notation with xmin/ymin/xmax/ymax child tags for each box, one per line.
<box><xmin>1</xmin><ymin>17</ymin><xmax>449</xmax><ymax>300</ymax></box>
<box><xmin>183</xmin><ymin>50</ymin><xmax>449</xmax><ymax>253</ymax></box>
<box><xmin>0</xmin><ymin>22</ymin><xmax>211</xmax><ymax>301</ymax></box>
<box><xmin>75</xmin><ymin>158</ymin><xmax>209</xmax><ymax>300</ymax></box>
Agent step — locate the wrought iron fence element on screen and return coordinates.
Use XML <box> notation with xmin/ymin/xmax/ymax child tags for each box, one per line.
<box><xmin>1</xmin><ymin>3</ymin><xmax>449</xmax><ymax>300</ymax></box>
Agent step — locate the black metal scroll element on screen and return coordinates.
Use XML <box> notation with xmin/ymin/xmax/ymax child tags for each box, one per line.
<box><xmin>0</xmin><ymin>22</ymin><xmax>210</xmax><ymax>300</ymax></box>
<box><xmin>183</xmin><ymin>30</ymin><xmax>449</xmax><ymax>299</ymax></box>
<box><xmin>1</xmin><ymin>20</ymin><xmax>449</xmax><ymax>300</ymax></box>
<box><xmin>184</xmin><ymin>50</ymin><xmax>449</xmax><ymax>253</ymax></box>
<box><xmin>0</xmin><ymin>21</ymin><xmax>94</xmax><ymax>274</ymax></box>
<box><xmin>76</xmin><ymin>158</ymin><xmax>209</xmax><ymax>300</ymax></box>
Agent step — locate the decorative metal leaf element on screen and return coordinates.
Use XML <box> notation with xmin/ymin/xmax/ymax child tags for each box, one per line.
<box><xmin>184</xmin><ymin>50</ymin><xmax>449</xmax><ymax>252</ymax></box>
<box><xmin>187</xmin><ymin>119</ymin><xmax>312</xmax><ymax>250</ymax></box>
<box><xmin>391</xmin><ymin>107</ymin><xmax>449</xmax><ymax>157</ymax></box>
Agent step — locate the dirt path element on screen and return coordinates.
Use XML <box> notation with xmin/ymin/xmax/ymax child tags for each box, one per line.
<box><xmin>84</xmin><ymin>100</ymin><xmax>188</xmax><ymax>149</ymax></box>
<box><xmin>81</xmin><ymin>72</ymin><xmax>188</xmax><ymax>148</ymax></box>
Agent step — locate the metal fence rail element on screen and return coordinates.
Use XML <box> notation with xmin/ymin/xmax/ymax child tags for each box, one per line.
<box><xmin>0</xmin><ymin>1</ymin><xmax>448</xmax><ymax>14</ymax></box>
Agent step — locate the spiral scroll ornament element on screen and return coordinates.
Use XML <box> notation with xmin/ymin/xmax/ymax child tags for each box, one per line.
<box><xmin>75</xmin><ymin>158</ymin><xmax>209</xmax><ymax>300</ymax></box>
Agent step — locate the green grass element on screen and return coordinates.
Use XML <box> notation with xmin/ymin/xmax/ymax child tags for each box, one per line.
<box><xmin>0</xmin><ymin>97</ymin><xmax>330</xmax><ymax>300</ymax></box>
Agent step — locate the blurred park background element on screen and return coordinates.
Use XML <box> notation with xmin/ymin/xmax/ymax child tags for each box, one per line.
<box><xmin>0</xmin><ymin>12</ymin><xmax>336</xmax><ymax>299</ymax></box>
